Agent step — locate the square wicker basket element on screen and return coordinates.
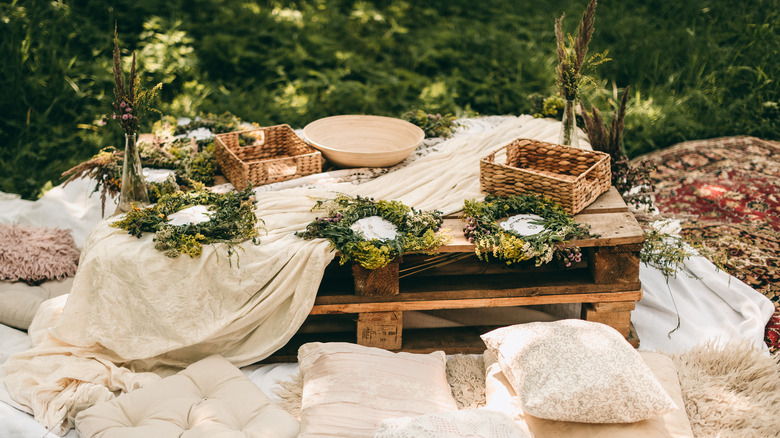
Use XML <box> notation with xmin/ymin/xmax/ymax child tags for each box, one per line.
<box><xmin>480</xmin><ymin>138</ymin><xmax>611</xmax><ymax>214</ymax></box>
<box><xmin>214</xmin><ymin>124</ymin><xmax>321</xmax><ymax>190</ymax></box>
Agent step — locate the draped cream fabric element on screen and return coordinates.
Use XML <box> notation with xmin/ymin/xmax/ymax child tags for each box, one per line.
<box><xmin>3</xmin><ymin>115</ymin><xmax>572</xmax><ymax>435</ymax></box>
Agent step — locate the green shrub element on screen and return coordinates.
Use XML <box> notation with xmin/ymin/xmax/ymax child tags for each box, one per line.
<box><xmin>1</xmin><ymin>0</ymin><xmax>777</xmax><ymax>198</ymax></box>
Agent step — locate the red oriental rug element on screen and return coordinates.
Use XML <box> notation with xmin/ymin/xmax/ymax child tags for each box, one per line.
<box><xmin>636</xmin><ymin>136</ymin><xmax>780</xmax><ymax>354</ymax></box>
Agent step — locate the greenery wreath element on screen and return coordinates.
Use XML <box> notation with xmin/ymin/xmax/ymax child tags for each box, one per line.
<box><xmin>111</xmin><ymin>188</ymin><xmax>262</xmax><ymax>260</ymax></box>
<box><xmin>297</xmin><ymin>195</ymin><xmax>450</xmax><ymax>270</ymax></box>
<box><xmin>462</xmin><ymin>194</ymin><xmax>593</xmax><ymax>266</ymax></box>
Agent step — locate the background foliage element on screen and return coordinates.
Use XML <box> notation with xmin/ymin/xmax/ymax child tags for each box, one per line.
<box><xmin>1</xmin><ymin>0</ymin><xmax>778</xmax><ymax>199</ymax></box>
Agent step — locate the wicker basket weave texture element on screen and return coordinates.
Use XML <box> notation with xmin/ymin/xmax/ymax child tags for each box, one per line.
<box><xmin>480</xmin><ymin>138</ymin><xmax>611</xmax><ymax>214</ymax></box>
<box><xmin>215</xmin><ymin>124</ymin><xmax>321</xmax><ymax>191</ymax></box>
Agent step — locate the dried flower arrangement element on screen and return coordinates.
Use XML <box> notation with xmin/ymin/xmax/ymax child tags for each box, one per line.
<box><xmin>554</xmin><ymin>0</ymin><xmax>599</xmax><ymax>102</ymax></box>
<box><xmin>580</xmin><ymin>86</ymin><xmax>656</xmax><ymax>211</ymax></box>
<box><xmin>108</xmin><ymin>24</ymin><xmax>161</xmax><ymax>136</ymax></box>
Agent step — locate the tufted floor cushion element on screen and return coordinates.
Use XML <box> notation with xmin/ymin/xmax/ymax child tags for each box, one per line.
<box><xmin>75</xmin><ymin>354</ymin><xmax>300</xmax><ymax>438</ymax></box>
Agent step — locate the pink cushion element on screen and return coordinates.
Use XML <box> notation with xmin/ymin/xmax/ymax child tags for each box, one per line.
<box><xmin>0</xmin><ymin>223</ymin><xmax>79</xmax><ymax>284</ymax></box>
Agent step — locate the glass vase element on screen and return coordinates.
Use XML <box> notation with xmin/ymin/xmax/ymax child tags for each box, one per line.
<box><xmin>558</xmin><ymin>99</ymin><xmax>580</xmax><ymax>148</ymax></box>
<box><xmin>114</xmin><ymin>133</ymin><xmax>149</xmax><ymax>215</ymax></box>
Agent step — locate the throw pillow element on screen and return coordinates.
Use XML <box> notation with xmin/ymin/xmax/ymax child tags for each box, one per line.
<box><xmin>298</xmin><ymin>342</ymin><xmax>458</xmax><ymax>437</ymax></box>
<box><xmin>481</xmin><ymin>319</ymin><xmax>676</xmax><ymax>423</ymax></box>
<box><xmin>0</xmin><ymin>223</ymin><xmax>79</xmax><ymax>284</ymax></box>
<box><xmin>374</xmin><ymin>409</ymin><xmax>531</xmax><ymax>438</ymax></box>
<box><xmin>484</xmin><ymin>349</ymin><xmax>695</xmax><ymax>437</ymax></box>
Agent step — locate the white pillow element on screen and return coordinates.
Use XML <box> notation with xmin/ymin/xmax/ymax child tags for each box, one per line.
<box><xmin>298</xmin><ymin>342</ymin><xmax>458</xmax><ymax>437</ymax></box>
<box><xmin>481</xmin><ymin>319</ymin><xmax>676</xmax><ymax>423</ymax></box>
<box><xmin>374</xmin><ymin>409</ymin><xmax>530</xmax><ymax>438</ymax></box>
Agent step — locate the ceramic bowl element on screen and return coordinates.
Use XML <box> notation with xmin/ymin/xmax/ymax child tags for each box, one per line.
<box><xmin>302</xmin><ymin>115</ymin><xmax>425</xmax><ymax>168</ymax></box>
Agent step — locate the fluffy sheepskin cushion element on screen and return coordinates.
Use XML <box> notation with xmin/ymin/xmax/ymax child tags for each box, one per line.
<box><xmin>75</xmin><ymin>355</ymin><xmax>300</xmax><ymax>438</ymax></box>
<box><xmin>298</xmin><ymin>342</ymin><xmax>458</xmax><ymax>437</ymax></box>
<box><xmin>0</xmin><ymin>223</ymin><xmax>79</xmax><ymax>284</ymax></box>
<box><xmin>481</xmin><ymin>320</ymin><xmax>677</xmax><ymax>423</ymax></box>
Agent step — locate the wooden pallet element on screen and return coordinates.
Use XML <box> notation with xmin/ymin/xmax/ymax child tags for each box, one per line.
<box><xmin>265</xmin><ymin>188</ymin><xmax>644</xmax><ymax>362</ymax></box>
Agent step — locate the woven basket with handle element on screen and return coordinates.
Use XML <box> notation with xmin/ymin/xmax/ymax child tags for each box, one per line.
<box><xmin>480</xmin><ymin>138</ymin><xmax>611</xmax><ymax>214</ymax></box>
<box><xmin>215</xmin><ymin>124</ymin><xmax>321</xmax><ymax>191</ymax></box>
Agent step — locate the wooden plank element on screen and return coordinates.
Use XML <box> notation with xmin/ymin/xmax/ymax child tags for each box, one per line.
<box><xmin>357</xmin><ymin>311</ymin><xmax>403</xmax><ymax>349</ymax></box>
<box><xmin>437</xmin><ymin>211</ymin><xmax>643</xmax><ymax>253</ymax></box>
<box><xmin>587</xmin><ymin>243</ymin><xmax>643</xmax><ymax>284</ymax></box>
<box><xmin>591</xmin><ymin>301</ymin><xmax>636</xmax><ymax>312</ymax></box>
<box><xmin>311</xmin><ymin>290</ymin><xmax>643</xmax><ymax>314</ymax></box>
<box><xmin>352</xmin><ymin>262</ymin><xmax>399</xmax><ymax>296</ymax></box>
<box><xmin>399</xmin><ymin>326</ymin><xmax>494</xmax><ymax>355</ymax></box>
<box><xmin>578</xmin><ymin>187</ymin><xmax>629</xmax><ymax>214</ymax></box>
<box><xmin>573</xmin><ymin>213</ymin><xmax>645</xmax><ymax>247</ymax></box>
<box><xmin>583</xmin><ymin>301</ymin><xmax>636</xmax><ymax>338</ymax></box>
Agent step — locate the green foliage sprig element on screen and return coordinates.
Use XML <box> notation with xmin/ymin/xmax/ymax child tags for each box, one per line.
<box><xmin>640</xmin><ymin>227</ymin><xmax>698</xmax><ymax>280</ymax></box>
<box><xmin>530</xmin><ymin>94</ymin><xmax>566</xmax><ymax>120</ymax></box>
<box><xmin>401</xmin><ymin>109</ymin><xmax>461</xmax><ymax>138</ymax></box>
<box><xmin>297</xmin><ymin>195</ymin><xmax>449</xmax><ymax>270</ymax></box>
<box><xmin>462</xmin><ymin>194</ymin><xmax>593</xmax><ymax>266</ymax></box>
<box><xmin>138</xmin><ymin>137</ymin><xmax>217</xmax><ymax>186</ymax></box>
<box><xmin>111</xmin><ymin>188</ymin><xmax>262</xmax><ymax>259</ymax></box>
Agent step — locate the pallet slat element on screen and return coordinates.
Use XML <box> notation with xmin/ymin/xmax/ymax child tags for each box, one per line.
<box><xmin>312</xmin><ymin>290</ymin><xmax>643</xmax><ymax>315</ymax></box>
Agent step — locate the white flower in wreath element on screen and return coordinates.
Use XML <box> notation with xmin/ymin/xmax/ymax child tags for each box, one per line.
<box><xmin>166</xmin><ymin>205</ymin><xmax>213</xmax><ymax>226</ymax></box>
<box><xmin>499</xmin><ymin>214</ymin><xmax>546</xmax><ymax>236</ymax></box>
<box><xmin>350</xmin><ymin>216</ymin><xmax>399</xmax><ymax>241</ymax></box>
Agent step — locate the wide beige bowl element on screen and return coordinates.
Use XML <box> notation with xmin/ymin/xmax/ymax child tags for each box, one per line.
<box><xmin>303</xmin><ymin>115</ymin><xmax>425</xmax><ymax>168</ymax></box>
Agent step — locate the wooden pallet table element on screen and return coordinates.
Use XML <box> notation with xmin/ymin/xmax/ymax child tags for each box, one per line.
<box><xmin>266</xmin><ymin>188</ymin><xmax>644</xmax><ymax>362</ymax></box>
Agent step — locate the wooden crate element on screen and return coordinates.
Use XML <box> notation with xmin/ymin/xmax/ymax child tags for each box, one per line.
<box><xmin>265</xmin><ymin>188</ymin><xmax>644</xmax><ymax>361</ymax></box>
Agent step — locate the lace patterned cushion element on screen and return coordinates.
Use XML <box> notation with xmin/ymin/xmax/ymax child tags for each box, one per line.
<box><xmin>481</xmin><ymin>319</ymin><xmax>677</xmax><ymax>423</ymax></box>
<box><xmin>298</xmin><ymin>342</ymin><xmax>458</xmax><ymax>437</ymax></box>
<box><xmin>374</xmin><ymin>409</ymin><xmax>531</xmax><ymax>438</ymax></box>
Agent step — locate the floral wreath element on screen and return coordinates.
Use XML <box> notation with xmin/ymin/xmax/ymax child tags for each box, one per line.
<box><xmin>111</xmin><ymin>188</ymin><xmax>262</xmax><ymax>260</ymax></box>
<box><xmin>462</xmin><ymin>194</ymin><xmax>593</xmax><ymax>266</ymax></box>
<box><xmin>297</xmin><ymin>195</ymin><xmax>450</xmax><ymax>270</ymax></box>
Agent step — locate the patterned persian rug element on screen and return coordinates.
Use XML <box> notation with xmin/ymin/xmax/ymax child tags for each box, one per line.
<box><xmin>636</xmin><ymin>136</ymin><xmax>780</xmax><ymax>354</ymax></box>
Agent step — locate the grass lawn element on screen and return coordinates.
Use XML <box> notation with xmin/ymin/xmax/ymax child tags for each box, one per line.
<box><xmin>0</xmin><ymin>0</ymin><xmax>777</xmax><ymax>199</ymax></box>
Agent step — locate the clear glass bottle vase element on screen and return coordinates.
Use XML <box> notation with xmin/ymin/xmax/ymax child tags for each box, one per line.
<box><xmin>114</xmin><ymin>133</ymin><xmax>149</xmax><ymax>215</ymax></box>
<box><xmin>558</xmin><ymin>99</ymin><xmax>580</xmax><ymax>148</ymax></box>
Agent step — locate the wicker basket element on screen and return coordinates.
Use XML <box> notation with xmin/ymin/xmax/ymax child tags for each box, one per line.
<box><xmin>214</xmin><ymin>124</ymin><xmax>321</xmax><ymax>190</ymax></box>
<box><xmin>480</xmin><ymin>138</ymin><xmax>611</xmax><ymax>214</ymax></box>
